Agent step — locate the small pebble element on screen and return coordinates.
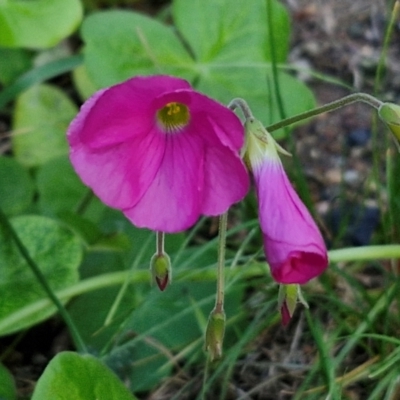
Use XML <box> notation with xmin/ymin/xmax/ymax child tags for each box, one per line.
<box><xmin>346</xmin><ymin>128</ymin><xmax>371</xmax><ymax>147</ymax></box>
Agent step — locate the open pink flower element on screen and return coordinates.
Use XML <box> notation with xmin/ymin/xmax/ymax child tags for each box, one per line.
<box><xmin>244</xmin><ymin>118</ymin><xmax>328</xmax><ymax>284</ymax></box>
<box><xmin>67</xmin><ymin>75</ymin><xmax>249</xmax><ymax>233</ymax></box>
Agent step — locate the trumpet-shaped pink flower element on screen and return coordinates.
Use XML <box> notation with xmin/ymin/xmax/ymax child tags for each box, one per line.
<box><xmin>244</xmin><ymin>118</ymin><xmax>328</xmax><ymax>284</ymax></box>
<box><xmin>67</xmin><ymin>75</ymin><xmax>249</xmax><ymax>233</ymax></box>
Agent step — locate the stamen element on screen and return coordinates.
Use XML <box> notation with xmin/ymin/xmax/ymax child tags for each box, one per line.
<box><xmin>156</xmin><ymin>102</ymin><xmax>190</xmax><ymax>134</ymax></box>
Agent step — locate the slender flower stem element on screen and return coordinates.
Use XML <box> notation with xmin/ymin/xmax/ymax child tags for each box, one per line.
<box><xmin>0</xmin><ymin>208</ymin><xmax>87</xmax><ymax>353</ymax></box>
<box><xmin>156</xmin><ymin>231</ymin><xmax>165</xmax><ymax>256</ymax></box>
<box><xmin>215</xmin><ymin>212</ymin><xmax>228</xmax><ymax>313</ymax></box>
<box><xmin>228</xmin><ymin>98</ymin><xmax>254</xmax><ymax>119</ymax></box>
<box><xmin>266</xmin><ymin>93</ymin><xmax>384</xmax><ymax>133</ymax></box>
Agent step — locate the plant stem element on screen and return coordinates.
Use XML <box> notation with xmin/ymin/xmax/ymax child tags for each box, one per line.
<box><xmin>266</xmin><ymin>93</ymin><xmax>384</xmax><ymax>133</ymax></box>
<box><xmin>228</xmin><ymin>98</ymin><xmax>254</xmax><ymax>119</ymax></box>
<box><xmin>0</xmin><ymin>208</ymin><xmax>88</xmax><ymax>353</ymax></box>
<box><xmin>215</xmin><ymin>212</ymin><xmax>228</xmax><ymax>313</ymax></box>
<box><xmin>156</xmin><ymin>231</ymin><xmax>165</xmax><ymax>256</ymax></box>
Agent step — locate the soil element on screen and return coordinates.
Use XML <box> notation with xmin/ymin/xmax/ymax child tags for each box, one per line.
<box><xmin>2</xmin><ymin>0</ymin><xmax>400</xmax><ymax>399</ymax></box>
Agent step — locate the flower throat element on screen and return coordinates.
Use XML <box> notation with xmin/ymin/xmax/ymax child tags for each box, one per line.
<box><xmin>157</xmin><ymin>102</ymin><xmax>190</xmax><ymax>133</ymax></box>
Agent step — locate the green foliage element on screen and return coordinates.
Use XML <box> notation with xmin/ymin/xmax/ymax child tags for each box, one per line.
<box><xmin>81</xmin><ymin>0</ymin><xmax>315</xmax><ymax>128</ymax></box>
<box><xmin>12</xmin><ymin>84</ymin><xmax>77</xmax><ymax>167</ymax></box>
<box><xmin>0</xmin><ymin>363</ymin><xmax>16</xmax><ymax>400</ymax></box>
<box><xmin>36</xmin><ymin>155</ymin><xmax>104</xmax><ymax>219</ymax></box>
<box><xmin>82</xmin><ymin>10</ymin><xmax>195</xmax><ymax>87</ymax></box>
<box><xmin>0</xmin><ymin>216</ymin><xmax>82</xmax><ymax>335</ymax></box>
<box><xmin>0</xmin><ymin>156</ymin><xmax>34</xmax><ymax>216</ymax></box>
<box><xmin>0</xmin><ymin>0</ymin><xmax>83</xmax><ymax>49</ymax></box>
<box><xmin>0</xmin><ymin>48</ymin><xmax>32</xmax><ymax>85</ymax></box>
<box><xmin>31</xmin><ymin>352</ymin><xmax>137</xmax><ymax>400</ymax></box>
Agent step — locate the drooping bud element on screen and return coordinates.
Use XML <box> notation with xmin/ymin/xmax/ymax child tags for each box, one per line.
<box><xmin>378</xmin><ymin>103</ymin><xmax>400</xmax><ymax>149</ymax></box>
<box><xmin>205</xmin><ymin>308</ymin><xmax>226</xmax><ymax>361</ymax></box>
<box><xmin>243</xmin><ymin>116</ymin><xmax>328</xmax><ymax>285</ymax></box>
<box><xmin>150</xmin><ymin>252</ymin><xmax>171</xmax><ymax>291</ymax></box>
<box><xmin>277</xmin><ymin>284</ymin><xmax>308</xmax><ymax>326</ymax></box>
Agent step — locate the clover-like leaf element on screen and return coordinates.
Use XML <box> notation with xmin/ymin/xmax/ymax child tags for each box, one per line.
<box><xmin>0</xmin><ymin>0</ymin><xmax>83</xmax><ymax>49</ymax></box>
<box><xmin>82</xmin><ymin>10</ymin><xmax>195</xmax><ymax>88</ymax></box>
<box><xmin>12</xmin><ymin>84</ymin><xmax>77</xmax><ymax>167</ymax></box>
<box><xmin>82</xmin><ymin>0</ymin><xmax>314</xmax><ymax>132</ymax></box>
<box><xmin>173</xmin><ymin>0</ymin><xmax>289</xmax><ymax>63</ymax></box>
<box><xmin>0</xmin><ymin>216</ymin><xmax>82</xmax><ymax>336</ymax></box>
<box><xmin>31</xmin><ymin>352</ymin><xmax>137</xmax><ymax>400</ymax></box>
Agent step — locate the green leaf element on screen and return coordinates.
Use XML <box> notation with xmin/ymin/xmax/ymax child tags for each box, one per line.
<box><xmin>82</xmin><ymin>10</ymin><xmax>195</xmax><ymax>88</ymax></box>
<box><xmin>173</xmin><ymin>0</ymin><xmax>289</xmax><ymax>63</ymax></box>
<box><xmin>36</xmin><ymin>155</ymin><xmax>104</xmax><ymax>221</ymax></box>
<box><xmin>31</xmin><ymin>352</ymin><xmax>137</xmax><ymax>400</ymax></box>
<box><xmin>0</xmin><ymin>0</ymin><xmax>83</xmax><ymax>49</ymax></box>
<box><xmin>0</xmin><ymin>156</ymin><xmax>35</xmax><ymax>216</ymax></box>
<box><xmin>81</xmin><ymin>0</ymin><xmax>314</xmax><ymax>131</ymax></box>
<box><xmin>72</xmin><ymin>64</ymin><xmax>98</xmax><ymax>100</ymax></box>
<box><xmin>12</xmin><ymin>84</ymin><xmax>77</xmax><ymax>167</ymax></box>
<box><xmin>0</xmin><ymin>363</ymin><xmax>16</xmax><ymax>400</ymax></box>
<box><xmin>0</xmin><ymin>215</ymin><xmax>82</xmax><ymax>336</ymax></box>
<box><xmin>197</xmin><ymin>68</ymin><xmax>315</xmax><ymax>131</ymax></box>
<box><xmin>0</xmin><ymin>48</ymin><xmax>32</xmax><ymax>85</ymax></box>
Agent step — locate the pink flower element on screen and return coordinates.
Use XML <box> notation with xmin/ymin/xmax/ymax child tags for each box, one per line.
<box><xmin>244</xmin><ymin>118</ymin><xmax>328</xmax><ymax>284</ymax></box>
<box><xmin>67</xmin><ymin>75</ymin><xmax>249</xmax><ymax>233</ymax></box>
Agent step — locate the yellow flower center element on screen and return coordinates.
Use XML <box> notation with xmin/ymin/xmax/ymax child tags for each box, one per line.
<box><xmin>156</xmin><ymin>102</ymin><xmax>190</xmax><ymax>133</ymax></box>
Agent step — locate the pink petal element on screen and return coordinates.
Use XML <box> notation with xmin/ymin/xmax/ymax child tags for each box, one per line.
<box><xmin>189</xmin><ymin>93</ymin><xmax>245</xmax><ymax>152</ymax></box>
<box><xmin>123</xmin><ymin>131</ymin><xmax>205</xmax><ymax>232</ymax></box>
<box><xmin>255</xmin><ymin>159</ymin><xmax>328</xmax><ymax>284</ymax></box>
<box><xmin>201</xmin><ymin>143</ymin><xmax>249</xmax><ymax>215</ymax></box>
<box><xmin>67</xmin><ymin>76</ymin><xmax>192</xmax><ymax>149</ymax></box>
<box><xmin>70</xmin><ymin>124</ymin><xmax>165</xmax><ymax>209</ymax></box>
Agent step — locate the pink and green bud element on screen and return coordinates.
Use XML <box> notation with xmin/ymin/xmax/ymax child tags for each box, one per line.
<box><xmin>205</xmin><ymin>309</ymin><xmax>226</xmax><ymax>361</ymax></box>
<box><xmin>378</xmin><ymin>103</ymin><xmax>400</xmax><ymax>146</ymax></box>
<box><xmin>278</xmin><ymin>284</ymin><xmax>308</xmax><ymax>325</ymax></box>
<box><xmin>150</xmin><ymin>252</ymin><xmax>171</xmax><ymax>291</ymax></box>
<box><xmin>243</xmin><ymin>117</ymin><xmax>328</xmax><ymax>284</ymax></box>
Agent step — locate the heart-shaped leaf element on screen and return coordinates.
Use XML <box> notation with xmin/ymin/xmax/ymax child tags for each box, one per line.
<box><xmin>81</xmin><ymin>0</ymin><xmax>314</xmax><ymax>131</ymax></box>
<box><xmin>0</xmin><ymin>215</ymin><xmax>82</xmax><ymax>336</ymax></box>
<box><xmin>12</xmin><ymin>84</ymin><xmax>77</xmax><ymax>167</ymax></box>
<box><xmin>82</xmin><ymin>10</ymin><xmax>195</xmax><ymax>88</ymax></box>
<box><xmin>0</xmin><ymin>0</ymin><xmax>83</xmax><ymax>49</ymax></box>
<box><xmin>31</xmin><ymin>352</ymin><xmax>137</xmax><ymax>400</ymax></box>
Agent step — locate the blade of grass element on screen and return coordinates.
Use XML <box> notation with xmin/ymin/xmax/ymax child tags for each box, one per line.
<box><xmin>0</xmin><ymin>54</ymin><xmax>83</xmax><ymax>109</ymax></box>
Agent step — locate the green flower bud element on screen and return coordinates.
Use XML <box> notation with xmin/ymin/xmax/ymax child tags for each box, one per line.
<box><xmin>378</xmin><ymin>103</ymin><xmax>400</xmax><ymax>146</ymax></box>
<box><xmin>150</xmin><ymin>252</ymin><xmax>171</xmax><ymax>291</ymax></box>
<box><xmin>277</xmin><ymin>284</ymin><xmax>308</xmax><ymax>326</ymax></box>
<box><xmin>205</xmin><ymin>308</ymin><xmax>225</xmax><ymax>361</ymax></box>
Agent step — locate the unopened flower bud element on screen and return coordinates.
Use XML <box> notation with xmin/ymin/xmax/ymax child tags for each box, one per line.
<box><xmin>150</xmin><ymin>252</ymin><xmax>171</xmax><ymax>291</ymax></box>
<box><xmin>277</xmin><ymin>284</ymin><xmax>308</xmax><ymax>326</ymax></box>
<box><xmin>378</xmin><ymin>103</ymin><xmax>400</xmax><ymax>147</ymax></box>
<box><xmin>205</xmin><ymin>308</ymin><xmax>226</xmax><ymax>361</ymax></box>
<box><xmin>243</xmin><ymin>117</ymin><xmax>328</xmax><ymax>284</ymax></box>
